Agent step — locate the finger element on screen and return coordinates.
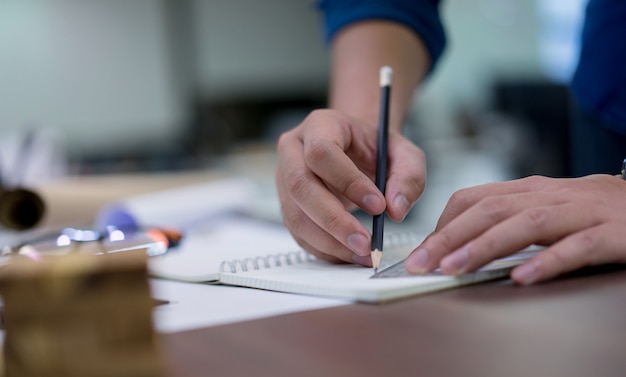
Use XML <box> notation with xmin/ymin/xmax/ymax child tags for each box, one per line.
<box><xmin>384</xmin><ymin>133</ymin><xmax>426</xmax><ymax>222</ymax></box>
<box><xmin>406</xmin><ymin>191</ymin><xmax>567</xmax><ymax>273</ymax></box>
<box><xmin>435</xmin><ymin>175</ymin><xmax>559</xmax><ymax>231</ymax></box>
<box><xmin>438</xmin><ymin>202</ymin><xmax>599</xmax><ymax>275</ymax></box>
<box><xmin>278</xmin><ymin>191</ymin><xmax>368</xmax><ymax>264</ymax></box>
<box><xmin>297</xmin><ymin>236</ymin><xmax>373</xmax><ymax>267</ymax></box>
<box><xmin>277</xmin><ymin>136</ymin><xmax>372</xmax><ymax>257</ymax></box>
<box><xmin>302</xmin><ymin>117</ymin><xmax>385</xmax><ymax>215</ymax></box>
<box><xmin>511</xmin><ymin>222</ymin><xmax>626</xmax><ymax>285</ymax></box>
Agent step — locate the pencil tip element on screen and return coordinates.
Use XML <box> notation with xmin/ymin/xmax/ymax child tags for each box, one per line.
<box><xmin>371</xmin><ymin>249</ymin><xmax>383</xmax><ymax>270</ymax></box>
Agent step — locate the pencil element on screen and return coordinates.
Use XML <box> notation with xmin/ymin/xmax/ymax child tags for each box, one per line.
<box><xmin>371</xmin><ymin>66</ymin><xmax>392</xmax><ymax>273</ymax></box>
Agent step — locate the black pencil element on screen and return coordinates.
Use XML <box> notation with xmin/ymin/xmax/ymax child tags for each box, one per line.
<box><xmin>371</xmin><ymin>66</ymin><xmax>392</xmax><ymax>273</ymax></box>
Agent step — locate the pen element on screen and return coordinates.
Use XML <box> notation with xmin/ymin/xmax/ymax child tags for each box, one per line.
<box><xmin>371</xmin><ymin>66</ymin><xmax>392</xmax><ymax>274</ymax></box>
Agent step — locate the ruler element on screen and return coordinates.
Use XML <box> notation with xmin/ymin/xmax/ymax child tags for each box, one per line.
<box><xmin>371</xmin><ymin>248</ymin><xmax>540</xmax><ymax>279</ymax></box>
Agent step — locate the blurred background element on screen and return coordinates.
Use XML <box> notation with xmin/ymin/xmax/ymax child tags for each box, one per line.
<box><xmin>0</xmin><ymin>0</ymin><xmax>589</xmax><ymax>230</ymax></box>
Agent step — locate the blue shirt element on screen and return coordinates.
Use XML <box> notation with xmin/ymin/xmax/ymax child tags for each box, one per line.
<box><xmin>318</xmin><ymin>0</ymin><xmax>626</xmax><ymax>133</ymax></box>
<box><xmin>570</xmin><ymin>0</ymin><xmax>626</xmax><ymax>134</ymax></box>
<box><xmin>317</xmin><ymin>0</ymin><xmax>446</xmax><ymax>73</ymax></box>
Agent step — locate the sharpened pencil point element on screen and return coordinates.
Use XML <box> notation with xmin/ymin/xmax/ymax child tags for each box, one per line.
<box><xmin>371</xmin><ymin>249</ymin><xmax>383</xmax><ymax>270</ymax></box>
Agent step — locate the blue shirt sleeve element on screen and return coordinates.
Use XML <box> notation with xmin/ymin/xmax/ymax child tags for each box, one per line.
<box><xmin>317</xmin><ymin>0</ymin><xmax>446</xmax><ymax>73</ymax></box>
<box><xmin>570</xmin><ymin>0</ymin><xmax>626</xmax><ymax>132</ymax></box>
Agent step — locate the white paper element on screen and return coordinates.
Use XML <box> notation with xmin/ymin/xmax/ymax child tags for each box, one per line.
<box><xmin>150</xmin><ymin>279</ymin><xmax>349</xmax><ymax>333</ymax></box>
<box><xmin>147</xmin><ymin>214</ymin><xmax>302</xmax><ymax>282</ymax></box>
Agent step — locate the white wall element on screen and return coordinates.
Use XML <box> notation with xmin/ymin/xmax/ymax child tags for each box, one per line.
<box><xmin>0</xmin><ymin>0</ymin><xmax>329</xmax><ymax>157</ymax></box>
<box><xmin>0</xmin><ymin>0</ymin><xmax>183</xmax><ymax>155</ymax></box>
<box><xmin>1</xmin><ymin>0</ymin><xmax>574</xmax><ymax>159</ymax></box>
<box><xmin>190</xmin><ymin>0</ymin><xmax>329</xmax><ymax>101</ymax></box>
<box><xmin>415</xmin><ymin>0</ymin><xmax>545</xmax><ymax>138</ymax></box>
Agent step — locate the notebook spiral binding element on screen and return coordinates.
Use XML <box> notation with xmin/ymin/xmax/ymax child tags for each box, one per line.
<box><xmin>219</xmin><ymin>231</ymin><xmax>423</xmax><ymax>274</ymax></box>
<box><xmin>220</xmin><ymin>250</ymin><xmax>316</xmax><ymax>274</ymax></box>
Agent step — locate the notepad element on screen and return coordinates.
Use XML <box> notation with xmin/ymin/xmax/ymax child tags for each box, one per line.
<box><xmin>147</xmin><ymin>215</ymin><xmax>302</xmax><ymax>283</ymax></box>
<box><xmin>147</xmin><ymin>217</ymin><xmax>537</xmax><ymax>303</ymax></box>
<box><xmin>218</xmin><ymin>244</ymin><xmax>538</xmax><ymax>303</ymax></box>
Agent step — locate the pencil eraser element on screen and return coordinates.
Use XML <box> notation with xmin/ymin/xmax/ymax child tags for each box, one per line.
<box><xmin>379</xmin><ymin>66</ymin><xmax>393</xmax><ymax>87</ymax></box>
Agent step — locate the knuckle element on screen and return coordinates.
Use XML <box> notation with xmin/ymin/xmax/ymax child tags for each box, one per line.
<box><xmin>304</xmin><ymin>140</ymin><xmax>366</xmax><ymax>199</ymax></box>
<box><xmin>308</xmin><ymin>108</ymin><xmax>331</xmax><ymax>119</ymax></box>
<box><xmin>476</xmin><ymin>196</ymin><xmax>508</xmax><ymax>222</ymax></box>
<box><xmin>406</xmin><ymin>173</ymin><xmax>426</xmax><ymax>198</ymax></box>
<box><xmin>414</xmin><ymin>144</ymin><xmax>426</xmax><ymax>160</ymax></box>
<box><xmin>282</xmin><ymin>208</ymin><xmax>307</xmax><ymax>236</ymax></box>
<box><xmin>559</xmin><ymin>186</ymin><xmax>584</xmax><ymax>198</ymax></box>
<box><xmin>276</xmin><ymin>129</ymin><xmax>296</xmax><ymax>153</ymax></box>
<box><xmin>524</xmin><ymin>207</ymin><xmax>549</xmax><ymax>230</ymax></box>
<box><xmin>337</xmin><ymin>174</ymin><xmax>364</xmax><ymax>198</ymax></box>
<box><xmin>432</xmin><ymin>228</ymin><xmax>455</xmax><ymax>251</ymax></box>
<box><xmin>447</xmin><ymin>188</ymin><xmax>472</xmax><ymax>211</ymax></box>
<box><xmin>477</xmin><ymin>236</ymin><xmax>496</xmax><ymax>256</ymax></box>
<box><xmin>543</xmin><ymin>248</ymin><xmax>569</xmax><ymax>269</ymax></box>
<box><xmin>320</xmin><ymin>211</ymin><xmax>344</xmax><ymax>233</ymax></box>
<box><xmin>301</xmin><ymin>109</ymin><xmax>335</xmax><ymax>131</ymax></box>
<box><xmin>576</xmin><ymin>232</ymin><xmax>598</xmax><ymax>255</ymax></box>
<box><xmin>304</xmin><ymin>138</ymin><xmax>333</xmax><ymax>167</ymax></box>
<box><xmin>286</xmin><ymin>172</ymin><xmax>313</xmax><ymax>200</ymax></box>
<box><xmin>521</xmin><ymin>175</ymin><xmax>549</xmax><ymax>189</ymax></box>
<box><xmin>579</xmin><ymin>197</ymin><xmax>606</xmax><ymax>221</ymax></box>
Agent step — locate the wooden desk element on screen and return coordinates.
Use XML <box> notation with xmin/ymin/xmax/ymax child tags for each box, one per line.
<box><xmin>162</xmin><ymin>266</ymin><xmax>626</xmax><ymax>377</ymax></box>
<box><xmin>26</xmin><ymin>169</ymin><xmax>626</xmax><ymax>377</ymax></box>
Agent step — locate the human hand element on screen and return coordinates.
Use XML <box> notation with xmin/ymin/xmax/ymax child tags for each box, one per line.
<box><xmin>405</xmin><ymin>175</ymin><xmax>626</xmax><ymax>284</ymax></box>
<box><xmin>276</xmin><ymin>109</ymin><xmax>426</xmax><ymax>265</ymax></box>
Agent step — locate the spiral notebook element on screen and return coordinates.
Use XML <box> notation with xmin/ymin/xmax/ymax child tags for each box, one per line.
<box><xmin>148</xmin><ymin>216</ymin><xmax>537</xmax><ymax>303</ymax></box>
<box><xmin>147</xmin><ymin>215</ymin><xmax>302</xmax><ymax>283</ymax></box>
<box><xmin>218</xmin><ymin>241</ymin><xmax>538</xmax><ymax>303</ymax></box>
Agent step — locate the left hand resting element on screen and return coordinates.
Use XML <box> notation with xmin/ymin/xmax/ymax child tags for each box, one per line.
<box><xmin>405</xmin><ymin>174</ymin><xmax>626</xmax><ymax>285</ymax></box>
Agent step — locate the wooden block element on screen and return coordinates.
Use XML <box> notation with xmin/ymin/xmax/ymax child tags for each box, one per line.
<box><xmin>0</xmin><ymin>249</ymin><xmax>166</xmax><ymax>377</ymax></box>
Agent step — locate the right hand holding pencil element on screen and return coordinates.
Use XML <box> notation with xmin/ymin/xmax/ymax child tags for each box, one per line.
<box><xmin>275</xmin><ymin>109</ymin><xmax>426</xmax><ymax>265</ymax></box>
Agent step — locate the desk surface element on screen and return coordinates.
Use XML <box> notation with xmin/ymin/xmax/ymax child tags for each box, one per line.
<box><xmin>27</xmin><ymin>167</ymin><xmax>626</xmax><ymax>377</ymax></box>
<box><xmin>162</xmin><ymin>265</ymin><xmax>626</xmax><ymax>377</ymax></box>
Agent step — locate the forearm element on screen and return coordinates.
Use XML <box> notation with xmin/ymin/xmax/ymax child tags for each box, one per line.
<box><xmin>329</xmin><ymin>20</ymin><xmax>431</xmax><ymax>131</ymax></box>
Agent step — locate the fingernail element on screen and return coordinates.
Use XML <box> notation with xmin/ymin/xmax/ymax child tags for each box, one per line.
<box><xmin>352</xmin><ymin>254</ymin><xmax>372</xmax><ymax>266</ymax></box>
<box><xmin>347</xmin><ymin>233</ymin><xmax>370</xmax><ymax>256</ymax></box>
<box><xmin>441</xmin><ymin>248</ymin><xmax>469</xmax><ymax>275</ymax></box>
<box><xmin>512</xmin><ymin>262</ymin><xmax>536</xmax><ymax>285</ymax></box>
<box><xmin>393</xmin><ymin>194</ymin><xmax>410</xmax><ymax>220</ymax></box>
<box><xmin>406</xmin><ymin>248</ymin><xmax>429</xmax><ymax>274</ymax></box>
<box><xmin>362</xmin><ymin>194</ymin><xmax>384</xmax><ymax>213</ymax></box>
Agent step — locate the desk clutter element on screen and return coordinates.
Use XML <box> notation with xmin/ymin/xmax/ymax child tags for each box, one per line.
<box><xmin>0</xmin><ymin>168</ymin><xmax>539</xmax><ymax>375</ymax></box>
<box><xmin>0</xmin><ymin>250</ymin><xmax>165</xmax><ymax>377</ymax></box>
